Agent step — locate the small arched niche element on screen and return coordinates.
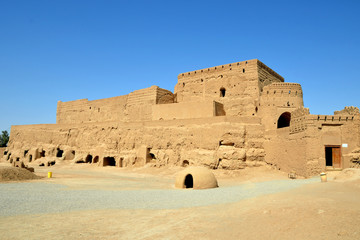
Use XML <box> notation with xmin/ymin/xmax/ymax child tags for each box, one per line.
<box><xmin>220</xmin><ymin>87</ymin><xmax>226</xmax><ymax>97</ymax></box>
<box><xmin>277</xmin><ymin>112</ymin><xmax>291</xmax><ymax>128</ymax></box>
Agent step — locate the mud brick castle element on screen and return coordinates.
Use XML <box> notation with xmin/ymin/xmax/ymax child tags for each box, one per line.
<box><xmin>2</xmin><ymin>59</ymin><xmax>360</xmax><ymax>177</ymax></box>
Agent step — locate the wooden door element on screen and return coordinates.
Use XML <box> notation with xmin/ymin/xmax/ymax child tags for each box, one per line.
<box><xmin>332</xmin><ymin>147</ymin><xmax>341</xmax><ymax>168</ymax></box>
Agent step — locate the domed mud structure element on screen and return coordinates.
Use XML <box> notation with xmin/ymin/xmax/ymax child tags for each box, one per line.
<box><xmin>175</xmin><ymin>167</ymin><xmax>218</xmax><ymax>189</ymax></box>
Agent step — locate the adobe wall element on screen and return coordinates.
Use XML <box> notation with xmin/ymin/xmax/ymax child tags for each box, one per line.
<box><xmin>151</xmin><ymin>101</ymin><xmax>225</xmax><ymax>121</ymax></box>
<box><xmin>56</xmin><ymin>96</ymin><xmax>128</xmax><ymax>124</ymax></box>
<box><xmin>0</xmin><ymin>147</ymin><xmax>5</xmax><ymax>157</ymax></box>
<box><xmin>264</xmin><ymin>107</ymin><xmax>360</xmax><ymax>177</ymax></box>
<box><xmin>56</xmin><ymin>86</ymin><xmax>174</xmax><ymax>124</ymax></box>
<box><xmin>4</xmin><ymin>116</ymin><xmax>266</xmax><ymax>170</ymax></box>
<box><xmin>174</xmin><ymin>59</ymin><xmax>284</xmax><ymax>117</ymax></box>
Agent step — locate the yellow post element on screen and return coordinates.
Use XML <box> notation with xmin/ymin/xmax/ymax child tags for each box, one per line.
<box><xmin>320</xmin><ymin>172</ymin><xmax>327</xmax><ymax>182</ymax></box>
<box><xmin>48</xmin><ymin>172</ymin><xmax>52</xmax><ymax>178</ymax></box>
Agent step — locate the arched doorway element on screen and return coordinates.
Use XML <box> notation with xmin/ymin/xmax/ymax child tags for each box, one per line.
<box><xmin>277</xmin><ymin>112</ymin><xmax>291</xmax><ymax>128</ymax></box>
<box><xmin>184</xmin><ymin>174</ymin><xmax>193</xmax><ymax>188</ymax></box>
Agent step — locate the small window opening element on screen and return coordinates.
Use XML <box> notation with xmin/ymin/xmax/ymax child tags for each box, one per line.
<box><xmin>16</xmin><ymin>157</ymin><xmax>20</xmax><ymax>161</ymax></box>
<box><xmin>220</xmin><ymin>88</ymin><xmax>226</xmax><ymax>97</ymax></box>
<box><xmin>255</xmin><ymin>107</ymin><xmax>258</xmax><ymax>113</ymax></box>
<box><xmin>24</xmin><ymin>150</ymin><xmax>29</xmax><ymax>157</ymax></box>
<box><xmin>29</xmin><ymin>155</ymin><xmax>32</xmax><ymax>162</ymax></box>
<box><xmin>103</xmin><ymin>157</ymin><xmax>116</xmax><ymax>166</ymax></box>
<box><xmin>243</xmin><ymin>69</ymin><xmax>245</xmax><ymax>73</ymax></box>
<box><xmin>4</xmin><ymin>151</ymin><xmax>8</xmax><ymax>155</ymax></box>
<box><xmin>184</xmin><ymin>174</ymin><xmax>193</xmax><ymax>188</ymax></box>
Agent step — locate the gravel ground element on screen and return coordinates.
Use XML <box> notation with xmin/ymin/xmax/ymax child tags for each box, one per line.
<box><xmin>0</xmin><ymin>178</ymin><xmax>318</xmax><ymax>217</ymax></box>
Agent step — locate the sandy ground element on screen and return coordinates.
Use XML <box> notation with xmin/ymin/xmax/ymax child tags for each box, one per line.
<box><xmin>0</xmin><ymin>162</ymin><xmax>360</xmax><ymax>240</ymax></box>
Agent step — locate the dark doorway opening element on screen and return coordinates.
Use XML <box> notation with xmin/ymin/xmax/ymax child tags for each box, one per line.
<box><xmin>277</xmin><ymin>112</ymin><xmax>291</xmax><ymax>128</ymax></box>
<box><xmin>103</xmin><ymin>157</ymin><xmax>116</xmax><ymax>166</ymax></box>
<box><xmin>85</xmin><ymin>155</ymin><xmax>93</xmax><ymax>163</ymax></box>
<box><xmin>325</xmin><ymin>146</ymin><xmax>341</xmax><ymax>168</ymax></box>
<box><xmin>220</xmin><ymin>87</ymin><xmax>226</xmax><ymax>97</ymax></box>
<box><xmin>93</xmin><ymin>156</ymin><xmax>99</xmax><ymax>164</ymax></box>
<box><xmin>40</xmin><ymin>150</ymin><xmax>46</xmax><ymax>158</ymax></box>
<box><xmin>184</xmin><ymin>174</ymin><xmax>193</xmax><ymax>188</ymax></box>
<box><xmin>56</xmin><ymin>148</ymin><xmax>64</xmax><ymax>157</ymax></box>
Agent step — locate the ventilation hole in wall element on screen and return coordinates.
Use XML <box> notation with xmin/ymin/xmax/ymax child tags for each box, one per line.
<box><xmin>182</xmin><ymin>160</ymin><xmax>189</xmax><ymax>167</ymax></box>
<box><xmin>318</xmin><ymin>115</ymin><xmax>320</xmax><ymax>120</ymax></box>
<box><xmin>183</xmin><ymin>82</ymin><xmax>185</xmax><ymax>87</ymax></box>
<box><xmin>89</xmin><ymin>107</ymin><xmax>91</xmax><ymax>109</ymax></box>
<box><xmin>16</xmin><ymin>157</ymin><xmax>20</xmax><ymax>161</ymax></box>
<box><xmin>201</xmin><ymin>70</ymin><xmax>203</xmax><ymax>72</ymax></box>
<box><xmin>222</xmin><ymin>65</ymin><xmax>224</xmax><ymax>68</ymax></box>
<box><xmin>208</xmin><ymin>68</ymin><xmax>210</xmax><ymax>71</ymax></box>
<box><xmin>215</xmin><ymin>67</ymin><xmax>217</xmax><ymax>70</ymax></box>
<box><xmin>230</xmin><ymin>68</ymin><xmax>232</xmax><ymax>70</ymax></box>
<box><xmin>255</xmin><ymin>107</ymin><xmax>258</xmax><ymax>113</ymax></box>
<box><xmin>29</xmin><ymin>155</ymin><xmax>32</xmax><ymax>162</ymax></box>
<box><xmin>220</xmin><ymin>87</ymin><xmax>226</xmax><ymax>97</ymax></box>
<box><xmin>201</xmin><ymin>79</ymin><xmax>203</xmax><ymax>82</ymax></box>
<box><xmin>352</xmin><ymin>116</ymin><xmax>354</xmax><ymax>120</ymax></box>
<box><xmin>24</xmin><ymin>150</ymin><xmax>29</xmax><ymax>157</ymax></box>
<box><xmin>274</xmin><ymin>90</ymin><xmax>276</xmax><ymax>94</ymax></box>
<box><xmin>188</xmin><ymin>72</ymin><xmax>190</xmax><ymax>75</ymax></box>
<box><xmin>243</xmin><ymin>69</ymin><xmax>245</xmax><ymax>73</ymax></box>
<box><xmin>246</xmin><ymin>61</ymin><xmax>248</xmax><ymax>64</ymax></box>
<box><xmin>194</xmin><ymin>71</ymin><xmax>196</xmax><ymax>74</ymax></box>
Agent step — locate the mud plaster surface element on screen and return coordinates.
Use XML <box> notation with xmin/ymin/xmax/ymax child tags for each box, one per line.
<box><xmin>0</xmin><ymin>163</ymin><xmax>360</xmax><ymax>240</ymax></box>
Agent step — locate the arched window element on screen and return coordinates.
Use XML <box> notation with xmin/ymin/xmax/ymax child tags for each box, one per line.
<box><xmin>277</xmin><ymin>112</ymin><xmax>291</xmax><ymax>128</ymax></box>
<box><xmin>220</xmin><ymin>87</ymin><xmax>226</xmax><ymax>97</ymax></box>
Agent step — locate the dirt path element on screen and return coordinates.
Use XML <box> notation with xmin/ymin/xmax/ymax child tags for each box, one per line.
<box><xmin>0</xmin><ymin>163</ymin><xmax>359</xmax><ymax>240</ymax></box>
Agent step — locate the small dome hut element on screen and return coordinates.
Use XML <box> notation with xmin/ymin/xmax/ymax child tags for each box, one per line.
<box><xmin>175</xmin><ymin>166</ymin><xmax>218</xmax><ymax>189</ymax></box>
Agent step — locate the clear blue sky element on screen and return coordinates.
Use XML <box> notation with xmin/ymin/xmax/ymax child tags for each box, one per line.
<box><xmin>1</xmin><ymin>0</ymin><xmax>359</xmax><ymax>132</ymax></box>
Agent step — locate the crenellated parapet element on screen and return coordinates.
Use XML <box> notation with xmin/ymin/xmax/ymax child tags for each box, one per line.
<box><xmin>334</xmin><ymin>106</ymin><xmax>360</xmax><ymax>116</ymax></box>
<box><xmin>261</xmin><ymin>82</ymin><xmax>304</xmax><ymax>108</ymax></box>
